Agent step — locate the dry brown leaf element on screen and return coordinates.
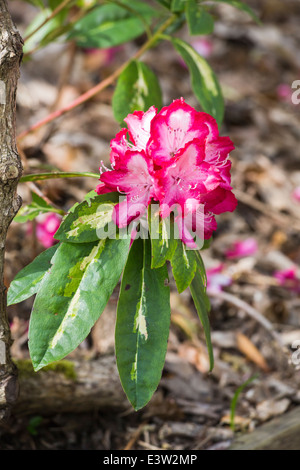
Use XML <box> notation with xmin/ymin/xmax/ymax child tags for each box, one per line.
<box><xmin>236</xmin><ymin>332</ymin><xmax>270</xmax><ymax>372</ymax></box>
<box><xmin>178</xmin><ymin>342</ymin><xmax>210</xmax><ymax>374</ymax></box>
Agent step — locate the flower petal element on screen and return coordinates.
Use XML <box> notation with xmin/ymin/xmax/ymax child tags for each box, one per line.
<box><xmin>124</xmin><ymin>106</ymin><xmax>157</xmax><ymax>151</ymax></box>
<box><xmin>147</xmin><ymin>98</ymin><xmax>218</xmax><ymax>165</ymax></box>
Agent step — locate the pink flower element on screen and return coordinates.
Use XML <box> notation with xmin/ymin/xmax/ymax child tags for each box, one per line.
<box><xmin>191</xmin><ymin>37</ymin><xmax>213</xmax><ymax>59</ymax></box>
<box><xmin>35</xmin><ymin>213</ymin><xmax>62</xmax><ymax>248</ymax></box>
<box><xmin>274</xmin><ymin>268</ymin><xmax>300</xmax><ymax>294</ymax></box>
<box><xmin>97</xmin><ymin>98</ymin><xmax>237</xmax><ymax>247</ymax></box>
<box><xmin>225</xmin><ymin>237</ymin><xmax>258</xmax><ymax>259</ymax></box>
<box><xmin>206</xmin><ymin>263</ymin><xmax>232</xmax><ymax>293</ymax></box>
<box><xmin>276</xmin><ymin>84</ymin><xmax>292</xmax><ymax>103</ymax></box>
<box><xmin>292</xmin><ymin>186</ymin><xmax>300</xmax><ymax>202</ymax></box>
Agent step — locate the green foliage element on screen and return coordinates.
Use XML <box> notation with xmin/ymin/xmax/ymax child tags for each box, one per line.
<box><xmin>115</xmin><ymin>238</ymin><xmax>170</xmax><ymax>410</ymax></box>
<box><xmin>171</xmin><ymin>0</ymin><xmax>186</xmax><ymax>13</ymax></box>
<box><xmin>113</xmin><ymin>60</ymin><xmax>162</xmax><ymax>125</ymax></box>
<box><xmin>23</xmin><ymin>6</ymin><xmax>69</xmax><ymax>53</ymax></box>
<box><xmin>27</xmin><ymin>416</ymin><xmax>43</xmax><ymax>436</ymax></box>
<box><xmin>54</xmin><ymin>192</ymin><xmax>120</xmax><ymax>243</ymax></box>
<box><xmin>14</xmin><ymin>192</ymin><xmax>63</xmax><ymax>223</ymax></box>
<box><xmin>185</xmin><ymin>0</ymin><xmax>215</xmax><ymax>35</ymax></box>
<box><xmin>230</xmin><ymin>375</ymin><xmax>258</xmax><ymax>431</ymax></box>
<box><xmin>7</xmin><ymin>244</ymin><xmax>59</xmax><ymax>306</ymax></box>
<box><xmin>28</xmin><ymin>236</ymin><xmax>130</xmax><ymax>371</ymax></box>
<box><xmin>190</xmin><ymin>259</ymin><xmax>214</xmax><ymax>371</ymax></box>
<box><xmin>68</xmin><ymin>1</ymin><xmax>159</xmax><ymax>49</ymax></box>
<box><xmin>148</xmin><ymin>207</ymin><xmax>177</xmax><ymax>269</ymax></box>
<box><xmin>171</xmin><ymin>37</ymin><xmax>224</xmax><ymax>126</ymax></box>
<box><xmin>9</xmin><ymin>186</ymin><xmax>213</xmax><ymax>409</ymax></box>
<box><xmin>171</xmin><ymin>240</ymin><xmax>198</xmax><ymax>293</ymax></box>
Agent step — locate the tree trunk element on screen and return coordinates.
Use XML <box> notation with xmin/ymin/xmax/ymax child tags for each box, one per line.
<box><xmin>0</xmin><ymin>0</ymin><xmax>23</xmax><ymax>421</ymax></box>
<box><xmin>13</xmin><ymin>356</ymin><xmax>129</xmax><ymax>416</ymax></box>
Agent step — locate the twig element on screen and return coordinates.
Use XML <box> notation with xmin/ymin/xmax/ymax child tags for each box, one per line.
<box><xmin>235</xmin><ymin>189</ymin><xmax>300</xmax><ymax>231</ymax></box>
<box><xmin>27</xmin><ymin>181</ymin><xmax>66</xmax><ymax>215</ymax></box>
<box><xmin>123</xmin><ymin>422</ymin><xmax>149</xmax><ymax>451</ymax></box>
<box><xmin>208</xmin><ymin>289</ymin><xmax>285</xmax><ymax>348</ymax></box>
<box><xmin>17</xmin><ymin>14</ymin><xmax>177</xmax><ymax>142</ymax></box>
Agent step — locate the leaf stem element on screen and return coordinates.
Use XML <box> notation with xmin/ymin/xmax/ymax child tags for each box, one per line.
<box><xmin>20</xmin><ymin>171</ymin><xmax>100</xmax><ymax>183</ymax></box>
<box><xmin>17</xmin><ymin>13</ymin><xmax>177</xmax><ymax>142</ymax></box>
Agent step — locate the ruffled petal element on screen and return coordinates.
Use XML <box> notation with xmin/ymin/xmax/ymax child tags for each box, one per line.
<box><xmin>124</xmin><ymin>106</ymin><xmax>157</xmax><ymax>151</ymax></box>
<box><xmin>147</xmin><ymin>98</ymin><xmax>217</xmax><ymax>165</ymax></box>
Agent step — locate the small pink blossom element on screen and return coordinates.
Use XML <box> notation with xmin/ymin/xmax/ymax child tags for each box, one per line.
<box><xmin>97</xmin><ymin>98</ymin><xmax>237</xmax><ymax>247</ymax></box>
<box><xmin>276</xmin><ymin>84</ymin><xmax>292</xmax><ymax>103</ymax></box>
<box><xmin>82</xmin><ymin>46</ymin><xmax>121</xmax><ymax>66</ymax></box>
<box><xmin>274</xmin><ymin>268</ymin><xmax>300</xmax><ymax>294</ymax></box>
<box><xmin>191</xmin><ymin>37</ymin><xmax>213</xmax><ymax>59</ymax></box>
<box><xmin>35</xmin><ymin>213</ymin><xmax>61</xmax><ymax>248</ymax></box>
<box><xmin>225</xmin><ymin>237</ymin><xmax>258</xmax><ymax>259</ymax></box>
<box><xmin>206</xmin><ymin>263</ymin><xmax>232</xmax><ymax>293</ymax></box>
<box><xmin>292</xmin><ymin>186</ymin><xmax>300</xmax><ymax>202</ymax></box>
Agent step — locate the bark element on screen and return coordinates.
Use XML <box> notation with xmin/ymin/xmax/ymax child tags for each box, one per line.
<box><xmin>13</xmin><ymin>356</ymin><xmax>129</xmax><ymax>416</ymax></box>
<box><xmin>0</xmin><ymin>1</ymin><xmax>23</xmax><ymax>421</ymax></box>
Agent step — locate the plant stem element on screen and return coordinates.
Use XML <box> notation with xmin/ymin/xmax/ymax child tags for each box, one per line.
<box><xmin>23</xmin><ymin>0</ymin><xmax>73</xmax><ymax>43</ymax></box>
<box><xmin>20</xmin><ymin>171</ymin><xmax>100</xmax><ymax>183</ymax></box>
<box><xmin>17</xmin><ymin>14</ymin><xmax>177</xmax><ymax>142</ymax></box>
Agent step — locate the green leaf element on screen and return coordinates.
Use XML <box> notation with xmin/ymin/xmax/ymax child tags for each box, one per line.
<box><xmin>170</xmin><ymin>240</ymin><xmax>198</xmax><ymax>293</ymax></box>
<box><xmin>115</xmin><ymin>238</ymin><xmax>170</xmax><ymax>410</ymax></box>
<box><xmin>148</xmin><ymin>206</ymin><xmax>177</xmax><ymax>269</ymax></box>
<box><xmin>54</xmin><ymin>192</ymin><xmax>120</xmax><ymax>243</ymax></box>
<box><xmin>23</xmin><ymin>7</ymin><xmax>69</xmax><ymax>53</ymax></box>
<box><xmin>14</xmin><ymin>192</ymin><xmax>63</xmax><ymax>223</ymax></box>
<box><xmin>190</xmin><ymin>261</ymin><xmax>214</xmax><ymax>371</ymax></box>
<box><xmin>171</xmin><ymin>37</ymin><xmax>224</xmax><ymax>126</ymax></box>
<box><xmin>68</xmin><ymin>1</ymin><xmax>158</xmax><ymax>49</ymax></box>
<box><xmin>185</xmin><ymin>1</ymin><xmax>215</xmax><ymax>35</ymax></box>
<box><xmin>29</xmin><ymin>236</ymin><xmax>130</xmax><ymax>371</ymax></box>
<box><xmin>7</xmin><ymin>244</ymin><xmax>59</xmax><ymax>306</ymax></box>
<box><xmin>154</xmin><ymin>0</ymin><xmax>172</xmax><ymax>9</ymax></box>
<box><xmin>23</xmin><ymin>0</ymin><xmax>45</xmax><ymax>8</ymax></box>
<box><xmin>213</xmin><ymin>0</ymin><xmax>261</xmax><ymax>24</ymax></box>
<box><xmin>171</xmin><ymin>0</ymin><xmax>185</xmax><ymax>12</ymax></box>
<box><xmin>230</xmin><ymin>374</ymin><xmax>258</xmax><ymax>431</ymax></box>
<box><xmin>113</xmin><ymin>59</ymin><xmax>162</xmax><ymax>125</ymax></box>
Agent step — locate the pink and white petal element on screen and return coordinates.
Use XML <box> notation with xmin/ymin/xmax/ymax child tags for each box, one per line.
<box><xmin>124</xmin><ymin>106</ymin><xmax>157</xmax><ymax>151</ymax></box>
<box><xmin>148</xmin><ymin>98</ymin><xmax>212</xmax><ymax>165</ymax></box>
<box><xmin>112</xmin><ymin>193</ymin><xmax>149</xmax><ymax>228</ymax></box>
<box><xmin>205</xmin><ymin>136</ymin><xmax>235</xmax><ymax>165</ymax></box>
<box><xmin>110</xmin><ymin>129</ymin><xmax>130</xmax><ymax>169</ymax></box>
<box><xmin>100</xmin><ymin>150</ymin><xmax>154</xmax><ymax>195</ymax></box>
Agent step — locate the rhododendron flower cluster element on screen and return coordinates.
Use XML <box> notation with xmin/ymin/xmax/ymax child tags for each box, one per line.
<box><xmin>96</xmin><ymin>98</ymin><xmax>237</xmax><ymax>248</ymax></box>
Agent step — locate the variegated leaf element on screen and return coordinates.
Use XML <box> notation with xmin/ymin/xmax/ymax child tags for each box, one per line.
<box><xmin>29</xmin><ymin>236</ymin><xmax>130</xmax><ymax>370</ymax></box>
